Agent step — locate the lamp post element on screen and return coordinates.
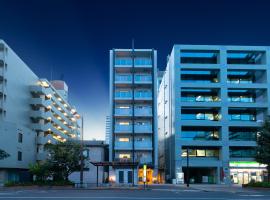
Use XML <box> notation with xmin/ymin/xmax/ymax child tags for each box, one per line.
<box><xmin>80</xmin><ymin>116</ymin><xmax>84</xmax><ymax>187</ymax></box>
<box><xmin>186</xmin><ymin>146</ymin><xmax>190</xmax><ymax>187</ymax></box>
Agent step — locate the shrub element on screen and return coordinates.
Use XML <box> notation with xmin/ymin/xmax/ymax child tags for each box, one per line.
<box><xmin>247</xmin><ymin>181</ymin><xmax>270</xmax><ymax>188</ymax></box>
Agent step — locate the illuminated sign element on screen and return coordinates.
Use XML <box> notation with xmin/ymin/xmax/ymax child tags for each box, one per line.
<box><xmin>229</xmin><ymin>161</ymin><xmax>267</xmax><ymax>168</ymax></box>
<box><xmin>143</xmin><ymin>164</ymin><xmax>147</xmax><ymax>182</ymax></box>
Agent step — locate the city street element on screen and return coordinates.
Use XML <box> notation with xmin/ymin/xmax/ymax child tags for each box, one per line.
<box><xmin>0</xmin><ymin>185</ymin><xmax>270</xmax><ymax>200</ymax></box>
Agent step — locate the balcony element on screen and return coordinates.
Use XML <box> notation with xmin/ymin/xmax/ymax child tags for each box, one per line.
<box><xmin>135</xmin><ymin>142</ymin><xmax>152</xmax><ymax>150</ymax></box>
<box><xmin>115</xmin><ymin>124</ymin><xmax>132</xmax><ymax>133</ymax></box>
<box><xmin>114</xmin><ymin>142</ymin><xmax>132</xmax><ymax>150</ymax></box>
<box><xmin>134</xmin><ymin>107</ymin><xmax>152</xmax><ymax>117</ymax></box>
<box><xmin>115</xmin><ymin>74</ymin><xmax>132</xmax><ymax>84</ymax></box>
<box><xmin>134</xmin><ymin>58</ymin><xmax>152</xmax><ymax>68</ymax></box>
<box><xmin>114</xmin><ymin>91</ymin><xmax>133</xmax><ymax>100</ymax></box>
<box><xmin>135</xmin><ymin>156</ymin><xmax>152</xmax><ymax>164</ymax></box>
<box><xmin>115</xmin><ymin>108</ymin><xmax>132</xmax><ymax>116</ymax></box>
<box><xmin>134</xmin><ymin>91</ymin><xmax>152</xmax><ymax>101</ymax></box>
<box><xmin>30</xmin><ymin>98</ymin><xmax>50</xmax><ymax>107</ymax></box>
<box><xmin>134</xmin><ymin>124</ymin><xmax>152</xmax><ymax>133</ymax></box>
<box><xmin>114</xmin><ymin>58</ymin><xmax>132</xmax><ymax>68</ymax></box>
<box><xmin>30</xmin><ymin>85</ymin><xmax>52</xmax><ymax>96</ymax></box>
<box><xmin>30</xmin><ymin>110</ymin><xmax>50</xmax><ymax>119</ymax></box>
<box><xmin>134</xmin><ymin>75</ymin><xmax>152</xmax><ymax>84</ymax></box>
<box><xmin>32</xmin><ymin>123</ymin><xmax>51</xmax><ymax>131</ymax></box>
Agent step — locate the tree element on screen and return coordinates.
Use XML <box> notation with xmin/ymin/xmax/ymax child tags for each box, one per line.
<box><xmin>45</xmin><ymin>140</ymin><xmax>83</xmax><ymax>181</ymax></box>
<box><xmin>256</xmin><ymin>117</ymin><xmax>270</xmax><ymax>182</ymax></box>
<box><xmin>0</xmin><ymin>149</ymin><xmax>9</xmax><ymax>160</ymax></box>
<box><xmin>29</xmin><ymin>162</ymin><xmax>51</xmax><ymax>181</ymax></box>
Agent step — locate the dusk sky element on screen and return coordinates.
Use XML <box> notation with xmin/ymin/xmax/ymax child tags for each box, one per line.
<box><xmin>1</xmin><ymin>0</ymin><xmax>270</xmax><ymax>140</ymax></box>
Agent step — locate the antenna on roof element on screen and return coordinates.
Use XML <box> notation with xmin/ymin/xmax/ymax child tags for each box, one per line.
<box><xmin>132</xmin><ymin>38</ymin><xmax>135</xmax><ymax>51</ymax></box>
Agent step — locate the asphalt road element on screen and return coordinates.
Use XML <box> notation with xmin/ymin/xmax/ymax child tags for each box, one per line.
<box><xmin>0</xmin><ymin>186</ymin><xmax>269</xmax><ymax>200</ymax></box>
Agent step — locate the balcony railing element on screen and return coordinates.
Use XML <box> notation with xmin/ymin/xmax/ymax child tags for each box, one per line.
<box><xmin>115</xmin><ymin>92</ymin><xmax>133</xmax><ymax>100</ymax></box>
<box><xmin>135</xmin><ymin>142</ymin><xmax>152</xmax><ymax>150</ymax></box>
<box><xmin>134</xmin><ymin>125</ymin><xmax>152</xmax><ymax>133</ymax></box>
<box><xmin>115</xmin><ymin>75</ymin><xmax>132</xmax><ymax>83</ymax></box>
<box><xmin>134</xmin><ymin>92</ymin><xmax>152</xmax><ymax>100</ymax></box>
<box><xmin>134</xmin><ymin>75</ymin><xmax>152</xmax><ymax>84</ymax></box>
<box><xmin>114</xmin><ymin>142</ymin><xmax>132</xmax><ymax>149</ymax></box>
<box><xmin>115</xmin><ymin>125</ymin><xmax>132</xmax><ymax>133</ymax></box>
<box><xmin>115</xmin><ymin>108</ymin><xmax>132</xmax><ymax>116</ymax></box>
<box><xmin>134</xmin><ymin>108</ymin><xmax>152</xmax><ymax>116</ymax></box>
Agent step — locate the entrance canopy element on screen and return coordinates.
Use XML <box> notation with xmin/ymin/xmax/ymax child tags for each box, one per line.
<box><xmin>90</xmin><ymin>161</ymin><xmax>139</xmax><ymax>167</ymax></box>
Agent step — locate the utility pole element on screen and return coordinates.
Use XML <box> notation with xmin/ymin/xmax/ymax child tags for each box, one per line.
<box><xmin>186</xmin><ymin>146</ymin><xmax>190</xmax><ymax>187</ymax></box>
<box><xmin>80</xmin><ymin>116</ymin><xmax>84</xmax><ymax>187</ymax></box>
<box><xmin>131</xmin><ymin>38</ymin><xmax>135</xmax><ymax>187</ymax></box>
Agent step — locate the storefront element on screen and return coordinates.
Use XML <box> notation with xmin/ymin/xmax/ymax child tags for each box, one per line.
<box><xmin>229</xmin><ymin>161</ymin><xmax>267</xmax><ymax>184</ymax></box>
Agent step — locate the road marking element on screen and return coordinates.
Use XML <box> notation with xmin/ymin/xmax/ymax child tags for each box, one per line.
<box><xmin>0</xmin><ymin>197</ymin><xmax>267</xmax><ymax>200</ymax></box>
<box><xmin>152</xmin><ymin>189</ymin><xmax>199</xmax><ymax>192</ymax></box>
<box><xmin>240</xmin><ymin>194</ymin><xmax>265</xmax><ymax>197</ymax></box>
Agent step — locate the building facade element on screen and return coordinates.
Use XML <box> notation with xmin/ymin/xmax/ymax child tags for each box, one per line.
<box><xmin>0</xmin><ymin>40</ymin><xmax>80</xmax><ymax>184</ymax></box>
<box><xmin>109</xmin><ymin>49</ymin><xmax>158</xmax><ymax>184</ymax></box>
<box><xmin>69</xmin><ymin>140</ymin><xmax>109</xmax><ymax>185</ymax></box>
<box><xmin>158</xmin><ymin>45</ymin><xmax>269</xmax><ymax>184</ymax></box>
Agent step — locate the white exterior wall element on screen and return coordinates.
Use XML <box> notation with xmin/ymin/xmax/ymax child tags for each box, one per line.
<box><xmin>0</xmin><ymin>40</ymin><xmax>38</xmax><ymax>184</ymax></box>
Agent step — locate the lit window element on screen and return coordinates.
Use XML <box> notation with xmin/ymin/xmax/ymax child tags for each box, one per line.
<box><xmin>119</xmin><ymin>138</ymin><xmax>129</xmax><ymax>142</ymax></box>
<box><xmin>119</xmin><ymin>154</ymin><xmax>131</xmax><ymax>159</ymax></box>
<box><xmin>119</xmin><ymin>121</ymin><xmax>130</xmax><ymax>125</ymax></box>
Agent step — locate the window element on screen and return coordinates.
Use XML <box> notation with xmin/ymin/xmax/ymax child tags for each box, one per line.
<box><xmin>119</xmin><ymin>154</ymin><xmax>131</xmax><ymax>159</ymax></box>
<box><xmin>119</xmin><ymin>121</ymin><xmax>130</xmax><ymax>125</ymax></box>
<box><xmin>119</xmin><ymin>138</ymin><xmax>130</xmax><ymax>142</ymax></box>
<box><xmin>18</xmin><ymin>151</ymin><xmax>22</xmax><ymax>161</ymax></box>
<box><xmin>18</xmin><ymin>133</ymin><xmax>23</xmax><ymax>143</ymax></box>
<box><xmin>119</xmin><ymin>171</ymin><xmax>124</xmax><ymax>183</ymax></box>
<box><xmin>136</xmin><ymin>137</ymin><xmax>145</xmax><ymax>142</ymax></box>
<box><xmin>181</xmin><ymin>148</ymin><xmax>219</xmax><ymax>158</ymax></box>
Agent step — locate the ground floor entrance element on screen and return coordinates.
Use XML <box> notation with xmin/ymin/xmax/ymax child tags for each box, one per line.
<box><xmin>138</xmin><ymin>168</ymin><xmax>153</xmax><ymax>184</ymax></box>
<box><xmin>182</xmin><ymin>167</ymin><xmax>217</xmax><ymax>184</ymax></box>
<box><xmin>229</xmin><ymin>161</ymin><xmax>267</xmax><ymax>184</ymax></box>
<box><xmin>230</xmin><ymin>168</ymin><xmax>266</xmax><ymax>184</ymax></box>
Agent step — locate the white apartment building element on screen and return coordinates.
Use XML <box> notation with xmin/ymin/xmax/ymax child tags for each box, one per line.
<box><xmin>0</xmin><ymin>40</ymin><xmax>80</xmax><ymax>184</ymax></box>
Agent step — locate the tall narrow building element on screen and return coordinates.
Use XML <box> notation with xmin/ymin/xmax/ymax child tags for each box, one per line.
<box><xmin>158</xmin><ymin>45</ymin><xmax>269</xmax><ymax>184</ymax></box>
<box><xmin>109</xmin><ymin>49</ymin><xmax>158</xmax><ymax>184</ymax></box>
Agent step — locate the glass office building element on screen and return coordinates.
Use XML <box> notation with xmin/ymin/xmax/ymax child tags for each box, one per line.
<box><xmin>158</xmin><ymin>45</ymin><xmax>269</xmax><ymax>184</ymax></box>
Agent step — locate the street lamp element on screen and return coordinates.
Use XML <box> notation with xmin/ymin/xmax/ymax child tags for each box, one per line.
<box><xmin>80</xmin><ymin>116</ymin><xmax>84</xmax><ymax>188</ymax></box>
<box><xmin>186</xmin><ymin>146</ymin><xmax>190</xmax><ymax>187</ymax></box>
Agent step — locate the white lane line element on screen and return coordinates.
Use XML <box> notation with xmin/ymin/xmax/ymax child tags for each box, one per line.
<box><xmin>0</xmin><ymin>197</ymin><xmax>255</xmax><ymax>199</ymax></box>
<box><xmin>152</xmin><ymin>189</ymin><xmax>200</xmax><ymax>192</ymax></box>
<box><xmin>240</xmin><ymin>194</ymin><xmax>265</xmax><ymax>197</ymax></box>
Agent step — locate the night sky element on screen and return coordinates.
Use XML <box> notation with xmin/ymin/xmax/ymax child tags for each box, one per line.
<box><xmin>1</xmin><ymin>0</ymin><xmax>270</xmax><ymax>140</ymax></box>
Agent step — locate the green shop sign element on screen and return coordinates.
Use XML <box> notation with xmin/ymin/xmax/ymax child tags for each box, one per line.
<box><xmin>229</xmin><ymin>161</ymin><xmax>266</xmax><ymax>168</ymax></box>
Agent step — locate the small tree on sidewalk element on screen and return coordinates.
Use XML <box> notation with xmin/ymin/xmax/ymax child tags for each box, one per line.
<box><xmin>256</xmin><ymin>117</ymin><xmax>270</xmax><ymax>182</ymax></box>
<box><xmin>45</xmin><ymin>140</ymin><xmax>83</xmax><ymax>181</ymax></box>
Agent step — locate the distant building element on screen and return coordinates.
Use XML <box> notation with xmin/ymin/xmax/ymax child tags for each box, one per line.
<box><xmin>0</xmin><ymin>40</ymin><xmax>80</xmax><ymax>184</ymax></box>
<box><xmin>105</xmin><ymin>116</ymin><xmax>111</xmax><ymax>145</ymax></box>
<box><xmin>109</xmin><ymin>49</ymin><xmax>158</xmax><ymax>184</ymax></box>
<box><xmin>69</xmin><ymin>140</ymin><xmax>109</xmax><ymax>184</ymax></box>
<box><xmin>158</xmin><ymin>45</ymin><xmax>269</xmax><ymax>184</ymax></box>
